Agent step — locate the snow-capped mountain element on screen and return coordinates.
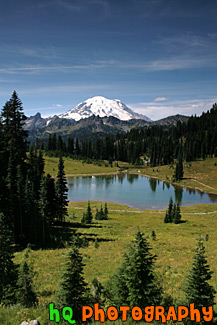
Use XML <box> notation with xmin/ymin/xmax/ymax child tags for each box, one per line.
<box><xmin>58</xmin><ymin>96</ymin><xmax>151</xmax><ymax>121</ymax></box>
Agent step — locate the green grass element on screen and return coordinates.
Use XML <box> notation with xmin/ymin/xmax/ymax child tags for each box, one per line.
<box><xmin>4</xmin><ymin>201</ymin><xmax>216</xmax><ymax>324</ymax></box>
<box><xmin>123</xmin><ymin>157</ymin><xmax>217</xmax><ymax>194</ymax></box>
<box><xmin>3</xmin><ymin>156</ymin><xmax>217</xmax><ymax>324</ymax></box>
<box><xmin>44</xmin><ymin>155</ymin><xmax>217</xmax><ymax>194</ymax></box>
<box><xmin>44</xmin><ymin>156</ymin><xmax>119</xmax><ymax>177</ymax></box>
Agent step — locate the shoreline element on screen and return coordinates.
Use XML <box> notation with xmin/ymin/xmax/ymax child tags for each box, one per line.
<box><xmin>65</xmin><ymin>169</ymin><xmax>217</xmax><ymax>197</ymax></box>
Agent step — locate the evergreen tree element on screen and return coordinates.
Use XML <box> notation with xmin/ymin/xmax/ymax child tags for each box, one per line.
<box><xmin>174</xmin><ymin>203</ymin><xmax>182</xmax><ymax>224</ymax></box>
<box><xmin>55</xmin><ymin>156</ymin><xmax>68</xmax><ymax>223</ymax></box>
<box><xmin>16</xmin><ymin>254</ymin><xmax>37</xmax><ymax>307</ymax></box>
<box><xmin>81</xmin><ymin>201</ymin><xmax>93</xmax><ymax>224</ymax></box>
<box><xmin>167</xmin><ymin>197</ymin><xmax>173</xmax><ymax>223</ymax></box>
<box><xmin>164</xmin><ymin>199</ymin><xmax>182</xmax><ymax>224</ymax></box>
<box><xmin>164</xmin><ymin>211</ymin><xmax>169</xmax><ymax>223</ymax></box>
<box><xmin>69</xmin><ymin>229</ymin><xmax>88</xmax><ymax>248</ymax></box>
<box><xmin>174</xmin><ymin>149</ymin><xmax>184</xmax><ymax>181</ymax></box>
<box><xmin>108</xmin><ymin>231</ymin><xmax>162</xmax><ymax>308</ymax></box>
<box><xmin>56</xmin><ymin>247</ymin><xmax>89</xmax><ymax>322</ymax></box>
<box><xmin>1</xmin><ymin>91</ymin><xmax>27</xmax><ymax>167</ymax></box>
<box><xmin>95</xmin><ymin>208</ymin><xmax>100</xmax><ymax>220</ymax></box>
<box><xmin>104</xmin><ymin>202</ymin><xmax>108</xmax><ymax>219</ymax></box>
<box><xmin>183</xmin><ymin>235</ymin><xmax>215</xmax><ymax>321</ymax></box>
<box><xmin>151</xmin><ymin>230</ymin><xmax>156</xmax><ymax>240</ymax></box>
<box><xmin>6</xmin><ymin>141</ymin><xmax>19</xmax><ymax>240</ymax></box>
<box><xmin>0</xmin><ymin>213</ymin><xmax>17</xmax><ymax>304</ymax></box>
<box><xmin>92</xmin><ymin>278</ymin><xmax>103</xmax><ymax>304</ymax></box>
<box><xmin>100</xmin><ymin>205</ymin><xmax>104</xmax><ymax>219</ymax></box>
<box><xmin>172</xmin><ymin>203</ymin><xmax>177</xmax><ymax>223</ymax></box>
<box><xmin>38</xmin><ymin>176</ymin><xmax>50</xmax><ymax>248</ymax></box>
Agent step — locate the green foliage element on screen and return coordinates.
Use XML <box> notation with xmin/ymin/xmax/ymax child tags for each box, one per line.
<box><xmin>36</xmin><ymin>102</ymin><xmax>217</xmax><ymax>166</ymax></box>
<box><xmin>0</xmin><ymin>92</ymin><xmax>57</xmax><ymax>248</ymax></box>
<box><xmin>104</xmin><ymin>202</ymin><xmax>108</xmax><ymax>219</ymax></box>
<box><xmin>151</xmin><ymin>230</ymin><xmax>156</xmax><ymax>240</ymax></box>
<box><xmin>55</xmin><ymin>156</ymin><xmax>68</xmax><ymax>223</ymax></box>
<box><xmin>94</xmin><ymin>237</ymin><xmax>99</xmax><ymax>249</ymax></box>
<box><xmin>56</xmin><ymin>247</ymin><xmax>90</xmax><ymax>322</ymax></box>
<box><xmin>0</xmin><ymin>213</ymin><xmax>17</xmax><ymax>304</ymax></box>
<box><xmin>164</xmin><ymin>197</ymin><xmax>182</xmax><ymax>224</ymax></box>
<box><xmin>81</xmin><ymin>201</ymin><xmax>93</xmax><ymax>224</ymax></box>
<box><xmin>95</xmin><ymin>202</ymin><xmax>108</xmax><ymax>220</ymax></box>
<box><xmin>107</xmin><ymin>230</ymin><xmax>162</xmax><ymax>308</ymax></box>
<box><xmin>16</xmin><ymin>254</ymin><xmax>38</xmax><ymax>307</ymax></box>
<box><xmin>183</xmin><ymin>234</ymin><xmax>215</xmax><ymax>311</ymax></box>
<box><xmin>69</xmin><ymin>229</ymin><xmax>89</xmax><ymax>248</ymax></box>
<box><xmin>174</xmin><ymin>149</ymin><xmax>184</xmax><ymax>181</ymax></box>
<box><xmin>91</xmin><ymin>278</ymin><xmax>103</xmax><ymax>304</ymax></box>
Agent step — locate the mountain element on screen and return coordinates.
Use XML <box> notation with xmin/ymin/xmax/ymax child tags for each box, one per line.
<box><xmin>58</xmin><ymin>96</ymin><xmax>151</xmax><ymax>121</ymax></box>
<box><xmin>25</xmin><ymin>112</ymin><xmax>47</xmax><ymax>130</ymax></box>
<box><xmin>151</xmin><ymin>114</ymin><xmax>189</xmax><ymax>127</ymax></box>
<box><xmin>25</xmin><ymin>96</ymin><xmax>190</xmax><ymax>141</ymax></box>
<box><xmin>26</xmin><ymin>113</ymin><xmax>189</xmax><ymax>143</ymax></box>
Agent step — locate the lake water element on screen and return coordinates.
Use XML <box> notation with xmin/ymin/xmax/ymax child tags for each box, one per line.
<box><xmin>67</xmin><ymin>173</ymin><xmax>217</xmax><ymax>209</ymax></box>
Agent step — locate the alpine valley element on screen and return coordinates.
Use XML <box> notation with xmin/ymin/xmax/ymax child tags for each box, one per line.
<box><xmin>25</xmin><ymin>96</ymin><xmax>189</xmax><ymax>141</ymax></box>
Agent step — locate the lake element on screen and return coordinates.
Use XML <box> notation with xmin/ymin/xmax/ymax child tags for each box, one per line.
<box><xmin>67</xmin><ymin>173</ymin><xmax>217</xmax><ymax>209</ymax></box>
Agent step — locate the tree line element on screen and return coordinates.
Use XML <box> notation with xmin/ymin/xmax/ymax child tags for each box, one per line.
<box><xmin>37</xmin><ymin>103</ymin><xmax>217</xmax><ymax>167</ymax></box>
<box><xmin>0</xmin><ymin>91</ymin><xmax>68</xmax><ymax>248</ymax></box>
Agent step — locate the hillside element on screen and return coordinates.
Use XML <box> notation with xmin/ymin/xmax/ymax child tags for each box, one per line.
<box><xmin>3</xmin><ymin>201</ymin><xmax>216</xmax><ymax>324</ymax></box>
<box><xmin>26</xmin><ymin>113</ymin><xmax>189</xmax><ymax>142</ymax></box>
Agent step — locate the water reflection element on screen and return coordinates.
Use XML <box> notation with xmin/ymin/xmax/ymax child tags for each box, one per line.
<box><xmin>149</xmin><ymin>178</ymin><xmax>157</xmax><ymax>192</ymax></box>
<box><xmin>67</xmin><ymin>173</ymin><xmax>217</xmax><ymax>210</ymax></box>
<box><xmin>174</xmin><ymin>186</ymin><xmax>183</xmax><ymax>204</ymax></box>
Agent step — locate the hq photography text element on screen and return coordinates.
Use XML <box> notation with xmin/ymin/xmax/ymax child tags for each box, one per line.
<box><xmin>49</xmin><ymin>303</ymin><xmax>213</xmax><ymax>323</ymax></box>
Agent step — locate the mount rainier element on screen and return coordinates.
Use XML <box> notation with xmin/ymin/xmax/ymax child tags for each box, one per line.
<box><xmin>58</xmin><ymin>96</ymin><xmax>151</xmax><ymax>121</ymax></box>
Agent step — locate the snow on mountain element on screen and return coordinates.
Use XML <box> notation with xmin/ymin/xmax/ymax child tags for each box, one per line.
<box><xmin>58</xmin><ymin>96</ymin><xmax>151</xmax><ymax>121</ymax></box>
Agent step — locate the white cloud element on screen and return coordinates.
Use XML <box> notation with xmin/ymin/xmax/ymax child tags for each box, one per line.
<box><xmin>128</xmin><ymin>98</ymin><xmax>217</xmax><ymax>121</ymax></box>
<box><xmin>154</xmin><ymin>97</ymin><xmax>168</xmax><ymax>102</ymax></box>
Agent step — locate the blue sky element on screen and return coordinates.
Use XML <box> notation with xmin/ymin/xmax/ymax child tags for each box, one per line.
<box><xmin>1</xmin><ymin>0</ymin><xmax>217</xmax><ymax>120</ymax></box>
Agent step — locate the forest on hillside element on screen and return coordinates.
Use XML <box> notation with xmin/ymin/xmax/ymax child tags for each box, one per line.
<box><xmin>39</xmin><ymin>103</ymin><xmax>217</xmax><ymax>166</ymax></box>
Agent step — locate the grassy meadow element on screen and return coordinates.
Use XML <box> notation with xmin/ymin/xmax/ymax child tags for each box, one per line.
<box><xmin>127</xmin><ymin>157</ymin><xmax>217</xmax><ymax>194</ymax></box>
<box><xmin>44</xmin><ymin>155</ymin><xmax>217</xmax><ymax>194</ymax></box>
<box><xmin>44</xmin><ymin>156</ymin><xmax>119</xmax><ymax>177</ymax></box>
<box><xmin>2</xmin><ymin>156</ymin><xmax>217</xmax><ymax>324</ymax></box>
<box><xmin>5</xmin><ymin>201</ymin><xmax>217</xmax><ymax>324</ymax></box>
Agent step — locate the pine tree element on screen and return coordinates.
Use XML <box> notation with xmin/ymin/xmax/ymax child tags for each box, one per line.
<box><xmin>16</xmin><ymin>254</ymin><xmax>37</xmax><ymax>307</ymax></box>
<box><xmin>174</xmin><ymin>203</ymin><xmax>182</xmax><ymax>224</ymax></box>
<box><xmin>56</xmin><ymin>247</ymin><xmax>89</xmax><ymax>322</ymax></box>
<box><xmin>81</xmin><ymin>201</ymin><xmax>93</xmax><ymax>224</ymax></box>
<box><xmin>108</xmin><ymin>231</ymin><xmax>162</xmax><ymax>308</ymax></box>
<box><xmin>183</xmin><ymin>235</ymin><xmax>215</xmax><ymax>319</ymax></box>
<box><xmin>167</xmin><ymin>197</ymin><xmax>173</xmax><ymax>223</ymax></box>
<box><xmin>69</xmin><ymin>229</ymin><xmax>88</xmax><ymax>248</ymax></box>
<box><xmin>174</xmin><ymin>149</ymin><xmax>184</xmax><ymax>181</ymax></box>
<box><xmin>104</xmin><ymin>202</ymin><xmax>108</xmax><ymax>219</ymax></box>
<box><xmin>164</xmin><ymin>211</ymin><xmax>169</xmax><ymax>223</ymax></box>
<box><xmin>6</xmin><ymin>141</ymin><xmax>19</xmax><ymax>240</ymax></box>
<box><xmin>16</xmin><ymin>164</ymin><xmax>25</xmax><ymax>241</ymax></box>
<box><xmin>55</xmin><ymin>156</ymin><xmax>68</xmax><ymax>223</ymax></box>
<box><xmin>1</xmin><ymin>91</ymin><xmax>27</xmax><ymax>167</ymax></box>
<box><xmin>100</xmin><ymin>205</ymin><xmax>104</xmax><ymax>219</ymax></box>
<box><xmin>0</xmin><ymin>213</ymin><xmax>17</xmax><ymax>304</ymax></box>
<box><xmin>95</xmin><ymin>208</ymin><xmax>100</xmax><ymax>220</ymax></box>
<box><xmin>38</xmin><ymin>176</ymin><xmax>50</xmax><ymax>248</ymax></box>
<box><xmin>92</xmin><ymin>278</ymin><xmax>103</xmax><ymax>304</ymax></box>
<box><xmin>172</xmin><ymin>203</ymin><xmax>177</xmax><ymax>223</ymax></box>
<box><xmin>151</xmin><ymin>230</ymin><xmax>156</xmax><ymax>240</ymax></box>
